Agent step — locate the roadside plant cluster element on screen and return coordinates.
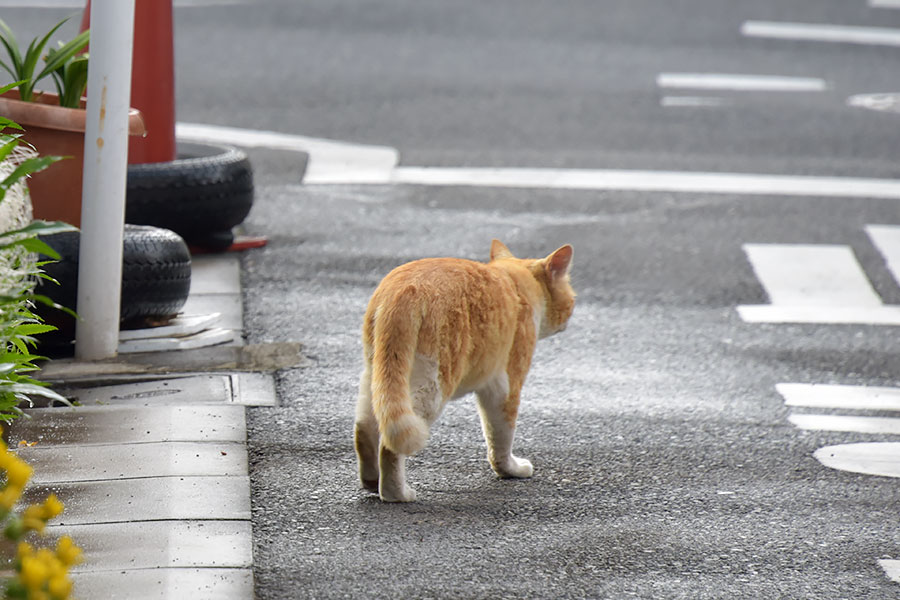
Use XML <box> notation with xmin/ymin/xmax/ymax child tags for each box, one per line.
<box><xmin>0</xmin><ymin>17</ymin><xmax>89</xmax><ymax>108</ymax></box>
<box><xmin>0</xmin><ymin>77</ymin><xmax>82</xmax><ymax>598</ymax></box>
<box><xmin>0</xmin><ymin>81</ymin><xmax>75</xmax><ymax>423</ymax></box>
<box><xmin>0</xmin><ymin>441</ymin><xmax>82</xmax><ymax>600</ymax></box>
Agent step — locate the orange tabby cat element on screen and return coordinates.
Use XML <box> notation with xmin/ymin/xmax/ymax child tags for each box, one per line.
<box><xmin>354</xmin><ymin>240</ymin><xmax>575</xmax><ymax>502</ymax></box>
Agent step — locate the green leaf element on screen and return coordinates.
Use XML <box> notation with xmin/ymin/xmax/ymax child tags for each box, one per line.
<box><xmin>0</xmin><ymin>79</ymin><xmax>25</xmax><ymax>97</ymax></box>
<box><xmin>11</xmin><ymin>236</ymin><xmax>61</xmax><ymax>259</ymax></box>
<box><xmin>36</xmin><ymin>28</ymin><xmax>89</xmax><ymax>84</ymax></box>
<box><xmin>14</xmin><ymin>323</ymin><xmax>56</xmax><ymax>336</ymax></box>
<box><xmin>29</xmin><ymin>293</ymin><xmax>78</xmax><ymax>319</ymax></box>
<box><xmin>0</xmin><ymin>18</ymin><xmax>22</xmax><ymax>74</ymax></box>
<box><xmin>0</xmin><ymin>135</ymin><xmax>21</xmax><ymax>164</ymax></box>
<box><xmin>23</xmin><ymin>17</ymin><xmax>69</xmax><ymax>85</ymax></box>
<box><xmin>0</xmin><ymin>156</ymin><xmax>64</xmax><ymax>198</ymax></box>
<box><xmin>58</xmin><ymin>53</ymin><xmax>88</xmax><ymax>108</ymax></box>
<box><xmin>0</xmin><ymin>382</ymin><xmax>70</xmax><ymax>405</ymax></box>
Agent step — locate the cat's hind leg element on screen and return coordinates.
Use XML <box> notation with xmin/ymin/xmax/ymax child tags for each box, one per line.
<box><xmin>378</xmin><ymin>444</ymin><xmax>417</xmax><ymax>502</ymax></box>
<box><xmin>354</xmin><ymin>366</ymin><xmax>380</xmax><ymax>492</ymax></box>
<box><xmin>476</xmin><ymin>374</ymin><xmax>533</xmax><ymax>479</ymax></box>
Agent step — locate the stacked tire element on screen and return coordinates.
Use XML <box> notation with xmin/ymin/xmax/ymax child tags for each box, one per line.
<box><xmin>37</xmin><ymin>143</ymin><xmax>253</xmax><ymax>354</ymax></box>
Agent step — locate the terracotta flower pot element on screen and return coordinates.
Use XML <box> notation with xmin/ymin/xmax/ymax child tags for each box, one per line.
<box><xmin>0</xmin><ymin>90</ymin><xmax>145</xmax><ymax>227</ymax></box>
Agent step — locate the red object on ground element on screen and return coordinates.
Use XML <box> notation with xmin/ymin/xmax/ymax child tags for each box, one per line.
<box><xmin>81</xmin><ymin>0</ymin><xmax>176</xmax><ymax>164</ymax></box>
<box><xmin>189</xmin><ymin>236</ymin><xmax>270</xmax><ymax>255</ymax></box>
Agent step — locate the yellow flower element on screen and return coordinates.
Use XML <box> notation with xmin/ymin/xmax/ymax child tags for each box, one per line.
<box><xmin>20</xmin><ymin>553</ymin><xmax>49</xmax><ymax>591</ymax></box>
<box><xmin>48</xmin><ymin>573</ymin><xmax>72</xmax><ymax>599</ymax></box>
<box><xmin>0</xmin><ymin>484</ymin><xmax>22</xmax><ymax>511</ymax></box>
<box><xmin>17</xmin><ymin>540</ymin><xmax>33</xmax><ymax>559</ymax></box>
<box><xmin>42</xmin><ymin>494</ymin><xmax>64</xmax><ymax>519</ymax></box>
<box><xmin>55</xmin><ymin>536</ymin><xmax>82</xmax><ymax>567</ymax></box>
<box><xmin>5</xmin><ymin>453</ymin><xmax>33</xmax><ymax>488</ymax></box>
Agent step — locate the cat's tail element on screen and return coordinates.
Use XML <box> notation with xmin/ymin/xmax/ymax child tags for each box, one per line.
<box><xmin>369</xmin><ymin>288</ymin><xmax>430</xmax><ymax>456</ymax></box>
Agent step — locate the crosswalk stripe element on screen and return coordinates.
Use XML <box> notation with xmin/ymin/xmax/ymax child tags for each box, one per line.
<box><xmin>656</xmin><ymin>73</ymin><xmax>827</xmax><ymax>92</ymax></box>
<box><xmin>736</xmin><ymin>304</ymin><xmax>900</xmax><ymax>324</ymax></box>
<box><xmin>880</xmin><ymin>560</ymin><xmax>900</xmax><ymax>584</ymax></box>
<box><xmin>789</xmin><ymin>414</ymin><xmax>900</xmax><ymax>434</ymax></box>
<box><xmin>742</xmin><ymin>244</ymin><xmax>883</xmax><ymax>306</ymax></box>
<box><xmin>813</xmin><ymin>443</ymin><xmax>900</xmax><ymax>478</ymax></box>
<box><xmin>777</xmin><ymin>383</ymin><xmax>900</xmax><ymax>411</ymax></box>
<box><xmin>865</xmin><ymin>224</ymin><xmax>900</xmax><ymax>286</ymax></box>
<box><xmin>742</xmin><ymin>20</ymin><xmax>900</xmax><ymax>47</ymax></box>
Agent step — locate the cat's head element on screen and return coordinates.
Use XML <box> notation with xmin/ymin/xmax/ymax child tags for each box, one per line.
<box><xmin>490</xmin><ymin>240</ymin><xmax>575</xmax><ymax>338</ymax></box>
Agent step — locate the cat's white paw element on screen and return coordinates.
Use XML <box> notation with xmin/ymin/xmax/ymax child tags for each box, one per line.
<box><xmin>494</xmin><ymin>455</ymin><xmax>533</xmax><ymax>479</ymax></box>
<box><xmin>379</xmin><ymin>483</ymin><xmax>417</xmax><ymax>503</ymax></box>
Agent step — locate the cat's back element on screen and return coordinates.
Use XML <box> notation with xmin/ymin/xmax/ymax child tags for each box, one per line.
<box><xmin>372</xmin><ymin>257</ymin><xmax>511</xmax><ymax>302</ymax></box>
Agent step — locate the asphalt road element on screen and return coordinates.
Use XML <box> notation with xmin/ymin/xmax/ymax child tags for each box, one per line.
<box><xmin>6</xmin><ymin>0</ymin><xmax>900</xmax><ymax>598</ymax></box>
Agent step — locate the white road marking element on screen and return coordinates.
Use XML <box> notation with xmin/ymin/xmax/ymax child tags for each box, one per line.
<box><xmin>789</xmin><ymin>414</ymin><xmax>900</xmax><ymax>434</ymax></box>
<box><xmin>657</xmin><ymin>73</ymin><xmax>827</xmax><ymax>92</ymax></box>
<box><xmin>880</xmin><ymin>560</ymin><xmax>900</xmax><ymax>584</ymax></box>
<box><xmin>738</xmin><ymin>305</ymin><xmax>900</xmax><ymax>324</ymax></box>
<box><xmin>177</xmin><ymin>123</ymin><xmax>900</xmax><ymax>199</ymax></box>
<box><xmin>870</xmin><ymin>0</ymin><xmax>900</xmax><ymax>8</ymax></box>
<box><xmin>813</xmin><ymin>443</ymin><xmax>900</xmax><ymax>478</ymax></box>
<box><xmin>736</xmin><ymin>243</ymin><xmax>900</xmax><ymax>324</ymax></box>
<box><xmin>660</xmin><ymin>96</ymin><xmax>728</xmax><ymax>108</ymax></box>
<box><xmin>175</xmin><ymin>122</ymin><xmax>398</xmax><ymax>184</ymax></box>
<box><xmin>742</xmin><ymin>244</ymin><xmax>882</xmax><ymax>306</ymax></box>
<box><xmin>742</xmin><ymin>20</ymin><xmax>900</xmax><ymax>47</ymax></box>
<box><xmin>848</xmin><ymin>93</ymin><xmax>900</xmax><ymax>114</ymax></box>
<box><xmin>777</xmin><ymin>383</ymin><xmax>900</xmax><ymax>411</ymax></box>
<box><xmin>865</xmin><ymin>225</ymin><xmax>900</xmax><ymax>285</ymax></box>
<box><xmin>390</xmin><ymin>167</ymin><xmax>900</xmax><ymax>198</ymax></box>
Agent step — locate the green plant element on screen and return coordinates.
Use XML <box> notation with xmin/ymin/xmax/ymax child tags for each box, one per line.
<box><xmin>0</xmin><ymin>80</ymin><xmax>76</xmax><ymax>421</ymax></box>
<box><xmin>44</xmin><ymin>45</ymin><xmax>88</xmax><ymax>110</ymax></box>
<box><xmin>0</xmin><ymin>17</ymin><xmax>90</xmax><ymax>108</ymax></box>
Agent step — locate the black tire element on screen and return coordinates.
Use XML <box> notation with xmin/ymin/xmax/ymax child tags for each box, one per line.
<box><xmin>37</xmin><ymin>225</ymin><xmax>192</xmax><ymax>345</ymax></box>
<box><xmin>126</xmin><ymin>142</ymin><xmax>254</xmax><ymax>247</ymax></box>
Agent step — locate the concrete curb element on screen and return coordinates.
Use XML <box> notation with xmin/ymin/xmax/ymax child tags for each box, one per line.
<box><xmin>7</xmin><ymin>252</ymin><xmax>271</xmax><ymax>599</ymax></box>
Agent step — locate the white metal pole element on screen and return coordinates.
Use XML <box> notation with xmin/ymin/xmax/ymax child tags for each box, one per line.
<box><xmin>74</xmin><ymin>0</ymin><xmax>136</xmax><ymax>360</ymax></box>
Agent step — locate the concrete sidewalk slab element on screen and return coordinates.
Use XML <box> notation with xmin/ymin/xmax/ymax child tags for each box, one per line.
<box><xmin>11</xmin><ymin>405</ymin><xmax>247</xmax><ymax>446</ymax></box>
<box><xmin>70</xmin><ymin>568</ymin><xmax>254</xmax><ymax>600</ymax></box>
<box><xmin>54</xmin><ymin>373</ymin><xmax>277</xmax><ymax>407</ymax></box>
<box><xmin>24</xmin><ymin>476</ymin><xmax>251</xmax><ymax>524</ymax></box>
<box><xmin>13</xmin><ymin>251</ymin><xmax>266</xmax><ymax>598</ymax></box>
<box><xmin>191</xmin><ymin>255</ymin><xmax>241</xmax><ymax>295</ymax></box>
<box><xmin>51</xmin><ymin>520</ymin><xmax>253</xmax><ymax>570</ymax></box>
<box><xmin>19</xmin><ymin>441</ymin><xmax>248</xmax><ymax>483</ymax></box>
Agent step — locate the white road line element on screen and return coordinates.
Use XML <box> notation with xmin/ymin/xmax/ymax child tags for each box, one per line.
<box><xmin>870</xmin><ymin>0</ymin><xmax>900</xmax><ymax>8</ymax></box>
<box><xmin>737</xmin><ymin>243</ymin><xmax>900</xmax><ymax>324</ymax></box>
<box><xmin>880</xmin><ymin>560</ymin><xmax>900</xmax><ymax>584</ymax></box>
<box><xmin>742</xmin><ymin>21</ymin><xmax>900</xmax><ymax>47</ymax></box>
<box><xmin>737</xmin><ymin>305</ymin><xmax>900</xmax><ymax>324</ymax></box>
<box><xmin>176</xmin><ymin>123</ymin><xmax>900</xmax><ymax>198</ymax></box>
<box><xmin>660</xmin><ymin>96</ymin><xmax>728</xmax><ymax>108</ymax></box>
<box><xmin>742</xmin><ymin>245</ymin><xmax>883</xmax><ymax>307</ymax></box>
<box><xmin>657</xmin><ymin>73</ymin><xmax>827</xmax><ymax>92</ymax></box>
<box><xmin>813</xmin><ymin>443</ymin><xmax>900</xmax><ymax>478</ymax></box>
<box><xmin>391</xmin><ymin>167</ymin><xmax>900</xmax><ymax>198</ymax></box>
<box><xmin>789</xmin><ymin>414</ymin><xmax>900</xmax><ymax>434</ymax></box>
<box><xmin>175</xmin><ymin>122</ymin><xmax>398</xmax><ymax>183</ymax></box>
<box><xmin>865</xmin><ymin>225</ymin><xmax>900</xmax><ymax>286</ymax></box>
<box><xmin>777</xmin><ymin>383</ymin><xmax>900</xmax><ymax>411</ymax></box>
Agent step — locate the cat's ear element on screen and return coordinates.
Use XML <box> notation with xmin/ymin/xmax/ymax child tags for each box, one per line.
<box><xmin>546</xmin><ymin>244</ymin><xmax>573</xmax><ymax>281</ymax></box>
<box><xmin>490</xmin><ymin>239</ymin><xmax>515</xmax><ymax>261</ymax></box>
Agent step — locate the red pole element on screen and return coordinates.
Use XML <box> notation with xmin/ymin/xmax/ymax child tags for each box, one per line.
<box><xmin>81</xmin><ymin>0</ymin><xmax>176</xmax><ymax>164</ymax></box>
